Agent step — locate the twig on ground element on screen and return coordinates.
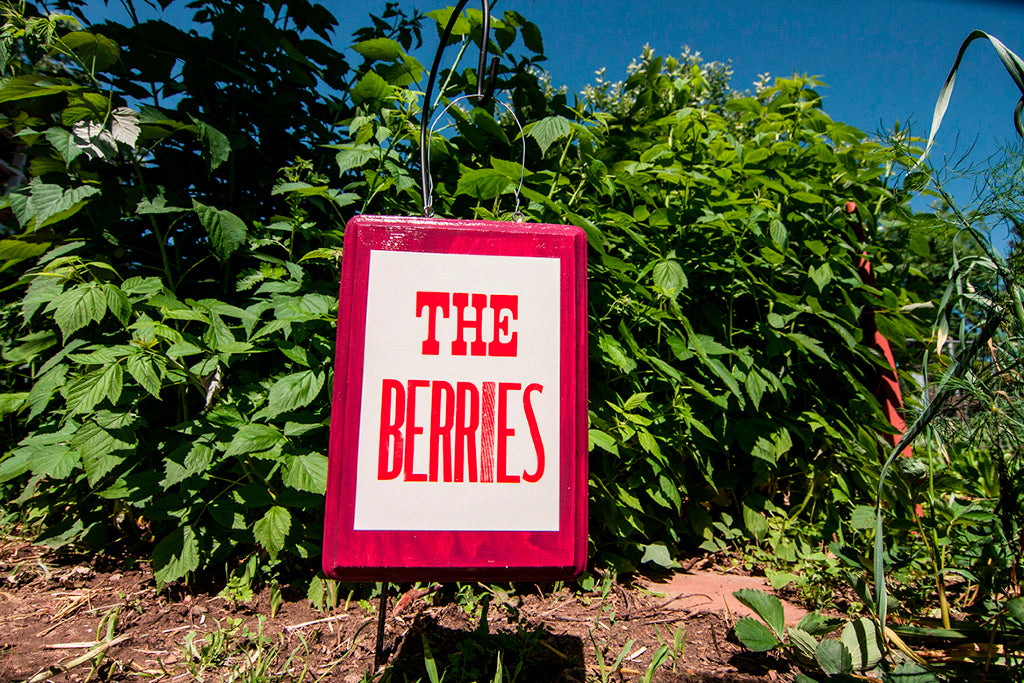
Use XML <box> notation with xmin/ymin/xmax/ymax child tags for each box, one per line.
<box><xmin>283</xmin><ymin>614</ymin><xmax>350</xmax><ymax>632</ymax></box>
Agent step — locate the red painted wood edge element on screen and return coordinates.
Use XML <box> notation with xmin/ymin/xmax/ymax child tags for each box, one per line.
<box><xmin>846</xmin><ymin>202</ymin><xmax>911</xmax><ymax>457</ymax></box>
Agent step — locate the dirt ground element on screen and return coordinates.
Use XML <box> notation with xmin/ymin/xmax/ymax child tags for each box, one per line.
<box><xmin>0</xmin><ymin>536</ymin><xmax>809</xmax><ymax>682</ymax></box>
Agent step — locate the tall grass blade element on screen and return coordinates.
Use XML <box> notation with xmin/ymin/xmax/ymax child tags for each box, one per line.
<box><xmin>918</xmin><ymin>30</ymin><xmax>1024</xmax><ymax>166</ymax></box>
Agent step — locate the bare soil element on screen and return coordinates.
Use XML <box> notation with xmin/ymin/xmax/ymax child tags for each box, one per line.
<box><xmin>0</xmin><ymin>537</ymin><xmax>807</xmax><ymax>682</ymax></box>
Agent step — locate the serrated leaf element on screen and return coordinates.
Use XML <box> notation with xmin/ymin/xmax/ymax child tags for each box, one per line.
<box><xmin>22</xmin><ymin>181</ymin><xmax>100</xmax><ymax>230</ymax></box>
<box><xmin>787</xmin><ymin>627</ymin><xmax>819</xmax><ymax>664</ymax></box>
<box><xmin>191</xmin><ymin>117</ymin><xmax>230</xmax><ymax>172</ymax></box>
<box><xmin>652</xmin><ymin>259</ymin><xmax>688</xmax><ymax>299</ymax></box>
<box><xmin>816</xmin><ymin>638</ymin><xmax>853</xmax><ymax>675</ymax></box>
<box><xmin>306</xmin><ymin>575</ymin><xmax>325</xmax><ymax>609</ymax></box>
<box><xmin>253</xmin><ymin>506</ymin><xmax>291</xmax><ymax>560</ymax></box>
<box><xmin>62</xmin><ymin>31</ymin><xmax>120</xmax><ymax>71</ymax></box>
<box><xmin>103</xmin><ymin>284</ymin><xmax>131</xmax><ymax>325</ymax></box>
<box><xmin>267</xmin><ymin>370</ymin><xmax>325</xmax><ymax>417</ymax></box>
<box><xmin>598</xmin><ymin>334</ymin><xmax>636</xmax><ymax>373</ymax></box>
<box><xmin>850</xmin><ymin>504</ymin><xmax>876</xmax><ymax>530</ymax></box>
<box><xmin>0</xmin><ymin>74</ymin><xmax>77</xmax><ymax>103</ymax></box>
<box><xmin>111</xmin><ymin>107</ymin><xmax>140</xmax><ymax>148</ymax></box>
<box><xmin>125</xmin><ymin>350</ymin><xmax>162</xmax><ymax>398</ymax></box>
<box><xmin>45</xmin><ymin>127</ymin><xmax>84</xmax><ymax>165</ymax></box>
<box><xmin>62</xmin><ymin>367</ymin><xmax>109</xmax><ymax>414</ymax></box>
<box><xmin>733</xmin><ymin>589</ymin><xmax>785</xmax><ymax>640</ymax></box>
<box><xmin>334</xmin><ymin>143</ymin><xmax>377</xmax><ymax>175</ymax></box>
<box><xmin>784</xmin><ymin>332</ymin><xmax>831</xmax><ymax>363</ymax></box>
<box><xmin>28</xmin><ymin>365</ymin><xmax>67</xmax><ymax>420</ymax></box>
<box><xmin>284</xmin><ymin>453</ymin><xmax>328</xmax><ymax>494</ymax></box>
<box><xmin>31</xmin><ymin>445</ymin><xmax>80</xmax><ymax>480</ymax></box>
<box><xmin>883</xmin><ymin>662</ymin><xmax>940</xmax><ymax>682</ymax></box>
<box><xmin>588</xmin><ymin>429</ymin><xmax>618</xmax><ymax>454</ymax></box>
<box><xmin>225</xmin><ymin>423</ymin><xmax>285</xmax><ymax>457</ymax></box>
<box><xmin>527</xmin><ymin>115</ymin><xmax>571</xmax><ymax>154</ymax></box>
<box><xmin>193</xmin><ymin>200</ymin><xmax>246</xmax><ymax>260</ymax></box>
<box><xmin>351</xmin><ymin>70</ymin><xmax>391</xmax><ymax>104</ymax></box>
<box><xmin>796</xmin><ymin>612</ymin><xmax>846</xmax><ymax>637</ymax></box>
<box><xmin>733</xmin><ymin>617</ymin><xmax>781</xmax><ymax>652</ymax></box>
<box><xmin>521</xmin><ymin>21</ymin><xmax>543</xmax><ymax>53</ymax></box>
<box><xmin>809</xmin><ymin>262</ymin><xmax>833</xmax><ymax>291</ymax></box>
<box><xmin>152</xmin><ymin>526</ymin><xmax>199</xmax><ymax>586</ymax></box>
<box><xmin>72</xmin><ymin>418</ymin><xmax>130</xmax><ymax>486</ymax></box>
<box><xmin>455</xmin><ymin>167</ymin><xmax>514</xmax><ymax>200</ymax></box>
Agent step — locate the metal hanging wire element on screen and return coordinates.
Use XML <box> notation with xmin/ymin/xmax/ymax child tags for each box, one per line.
<box><xmin>418</xmin><ymin>0</ymin><xmax>525</xmax><ymax>220</ymax></box>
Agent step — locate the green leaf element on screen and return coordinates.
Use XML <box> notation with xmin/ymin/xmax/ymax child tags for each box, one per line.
<box><xmin>733</xmin><ymin>589</ymin><xmax>785</xmax><ymax>640</ymax></box>
<box><xmin>163</xmin><ymin>443</ymin><xmax>214</xmax><ymax>487</ymax></box>
<box><xmin>253</xmin><ymin>506</ymin><xmax>291</xmax><ymax>561</ymax></box>
<box><xmin>193</xmin><ymin>200</ymin><xmax>246</xmax><ymax>261</ymax></box>
<box><xmin>351</xmin><ymin>70</ymin><xmax>392</xmax><ymax>104</ymax></box>
<box><xmin>353</xmin><ymin>37</ymin><xmax>404</xmax><ymax>61</ymax></box>
<box><xmin>526</xmin><ymin>115</ymin><xmax>571</xmax><ymax>154</ymax></box>
<box><xmin>652</xmin><ymin>259</ymin><xmax>688</xmax><ymax>299</ymax></box>
<box><xmin>588</xmin><ymin>429</ymin><xmax>618</xmax><ymax>454</ymax></box>
<box><xmin>125</xmin><ymin>349</ymin><xmax>162</xmax><ymax>398</ymax></box>
<box><xmin>598</xmin><ymin>334</ymin><xmax>636</xmax><ymax>373</ymax></box>
<box><xmin>103</xmin><ymin>284</ymin><xmax>131</xmax><ymax>325</ymax></box>
<box><xmin>787</xmin><ymin>627</ymin><xmax>819</xmax><ymax>664</ymax></box>
<box><xmin>850</xmin><ymin>505</ymin><xmax>876</xmax><ymax>530</ymax></box>
<box><xmin>733</xmin><ymin>617</ymin><xmax>781</xmax><ymax>652</ymax></box>
<box><xmin>31</xmin><ymin>444</ymin><xmax>80</xmax><ymax>480</ymax></box>
<box><xmin>520</xmin><ymin>21</ymin><xmax>544</xmax><ymax>53</ymax></box>
<box><xmin>284</xmin><ymin>453</ymin><xmax>328</xmax><ymax>494</ymax></box>
<box><xmin>28</xmin><ymin>365</ymin><xmax>68</xmax><ymax>420</ymax></box>
<box><xmin>1007</xmin><ymin>596</ymin><xmax>1024</xmax><ymax>626</ymax></box>
<box><xmin>0</xmin><ymin>392</ymin><xmax>27</xmax><ymax>417</ymax></box>
<box><xmin>72</xmin><ymin>418</ymin><xmax>131</xmax><ymax>486</ymax></box>
<box><xmin>137</xmin><ymin>194</ymin><xmax>189</xmax><ymax>214</ymax></box>
<box><xmin>456</xmin><ymin>167</ymin><xmax>514</xmax><ymax>200</ymax></box>
<box><xmin>809</xmin><ymin>262</ymin><xmax>833</xmax><ymax>291</ymax></box>
<box><xmin>191</xmin><ymin>117</ymin><xmax>231</xmax><ymax>172</ymax></box>
<box><xmin>796</xmin><ymin>612</ymin><xmax>845</xmax><ymax>637</ymax></box>
<box><xmin>883</xmin><ymin>662</ymin><xmax>940</xmax><ymax>683</ymax></box>
<box><xmin>62</xmin><ymin>31</ymin><xmax>120</xmax><ymax>71</ymax></box>
<box><xmin>45</xmin><ymin>127</ymin><xmax>84</xmax><ymax>166</ymax></box>
<box><xmin>784</xmin><ymin>332</ymin><xmax>831</xmax><ymax>363</ymax></box>
<box><xmin>225</xmin><ymin>423</ymin><xmax>285</xmax><ymax>457</ymax></box>
<box><xmin>816</xmin><ymin>639</ymin><xmax>853</xmax><ymax>675</ymax></box>
<box><xmin>152</xmin><ymin>526</ymin><xmax>200</xmax><ymax>586</ymax></box>
<box><xmin>742</xmin><ymin>503</ymin><xmax>768</xmax><ymax>543</ymax></box>
<box><xmin>639</xmin><ymin>543</ymin><xmax>678</xmax><ymax>568</ymax></box>
<box><xmin>0</xmin><ymin>450</ymin><xmax>31</xmax><ymax>484</ymax></box>
<box><xmin>17</xmin><ymin>181</ymin><xmax>100</xmax><ymax>230</ymax></box>
<box><xmin>841</xmin><ymin>617</ymin><xmax>884</xmax><ymax>671</ymax></box>
<box><xmin>51</xmin><ymin>284</ymin><xmax>107</xmax><ymax>340</ymax></box>
<box><xmin>0</xmin><ymin>74</ymin><xmax>77</xmax><ymax>103</ymax></box>
<box><xmin>0</xmin><ymin>238</ymin><xmax>49</xmax><ymax>265</ymax></box>
<box><xmin>267</xmin><ymin>370</ymin><xmax>325</xmax><ymax>417</ymax></box>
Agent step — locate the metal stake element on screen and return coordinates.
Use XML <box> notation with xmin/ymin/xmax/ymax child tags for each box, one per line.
<box><xmin>374</xmin><ymin>581</ymin><xmax>389</xmax><ymax>669</ymax></box>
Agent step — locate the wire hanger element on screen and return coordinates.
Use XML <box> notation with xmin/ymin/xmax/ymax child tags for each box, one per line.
<box><xmin>419</xmin><ymin>0</ymin><xmax>503</xmax><ymax>217</ymax></box>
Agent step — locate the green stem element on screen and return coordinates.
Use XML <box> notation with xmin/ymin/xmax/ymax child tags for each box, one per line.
<box><xmin>132</xmin><ymin>157</ymin><xmax>175</xmax><ymax>289</ymax></box>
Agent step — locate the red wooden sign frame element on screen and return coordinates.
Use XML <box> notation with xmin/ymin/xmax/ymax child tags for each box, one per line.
<box><xmin>322</xmin><ymin>215</ymin><xmax>588</xmax><ymax>581</ymax></box>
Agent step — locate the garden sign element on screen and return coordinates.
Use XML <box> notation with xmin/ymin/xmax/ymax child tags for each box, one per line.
<box><xmin>322</xmin><ymin>215</ymin><xmax>588</xmax><ymax>581</ymax></box>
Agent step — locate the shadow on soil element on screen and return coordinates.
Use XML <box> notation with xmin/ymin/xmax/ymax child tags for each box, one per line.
<box><xmin>385</xmin><ymin>612</ymin><xmax>586</xmax><ymax>683</ymax></box>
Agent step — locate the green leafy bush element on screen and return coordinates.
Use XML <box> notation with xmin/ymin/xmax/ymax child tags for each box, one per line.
<box><xmin>0</xmin><ymin>0</ymin><xmax>926</xmax><ymax>584</ymax></box>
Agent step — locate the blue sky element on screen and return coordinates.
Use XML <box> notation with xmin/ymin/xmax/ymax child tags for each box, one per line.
<box><xmin>96</xmin><ymin>0</ymin><xmax>1024</xmax><ymax>246</ymax></box>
